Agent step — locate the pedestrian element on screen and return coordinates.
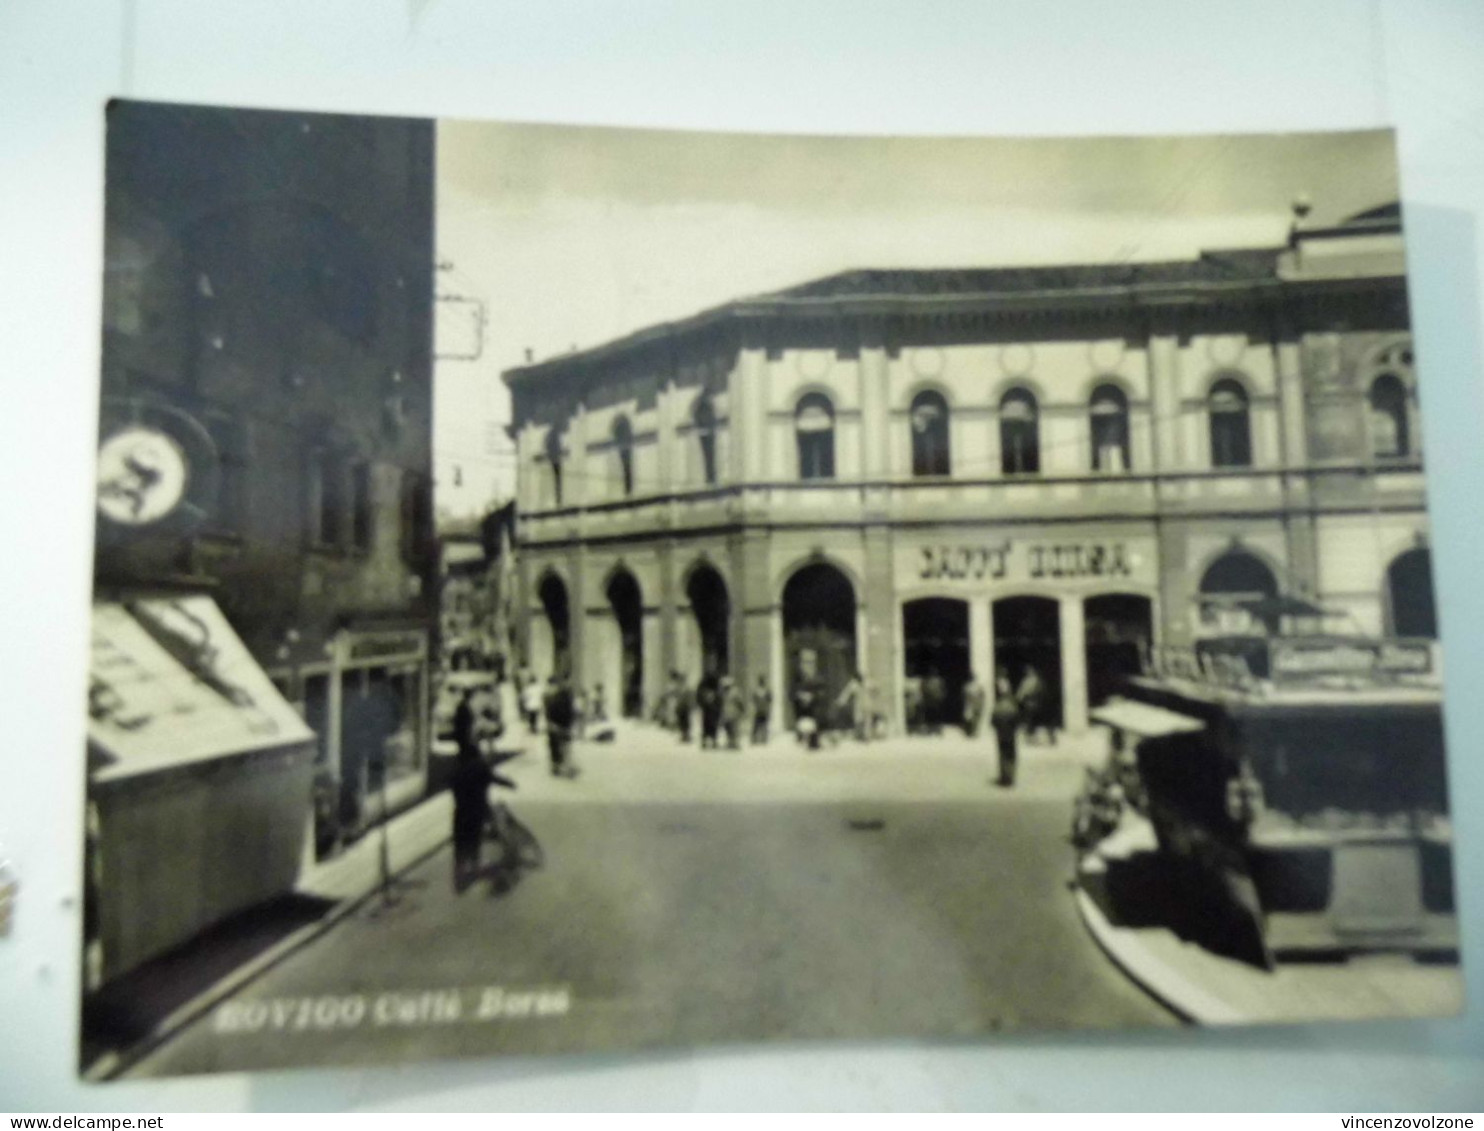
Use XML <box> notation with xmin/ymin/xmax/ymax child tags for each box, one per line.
<box><xmin>696</xmin><ymin>668</ymin><xmax>722</xmax><ymax>749</ymax></box>
<box><xmin>961</xmin><ymin>671</ymin><xmax>986</xmax><ymax>739</ymax></box>
<box><xmin>836</xmin><ymin>670</ymin><xmax>866</xmax><ymax>741</ymax></box>
<box><xmin>590</xmin><ymin>683</ymin><xmax>608</xmax><ymax>725</ymax></box>
<box><xmin>543</xmin><ymin>674</ymin><xmax>579</xmax><ymax>778</ymax></box>
<box><xmin>865</xmin><ymin>677</ymin><xmax>886</xmax><ymax>740</ymax></box>
<box><xmin>750</xmin><ymin>674</ymin><xmax>772</xmax><ymax>745</ymax></box>
<box><xmin>520</xmin><ymin>673</ymin><xmax>543</xmax><ymax>735</ymax></box>
<box><xmin>923</xmin><ymin>670</ymin><xmax>947</xmax><ymax>733</ymax></box>
<box><xmin>903</xmin><ymin>676</ymin><xmax>923</xmax><ymax>735</ymax></box>
<box><xmin>449</xmin><ymin>744</ymin><xmax>493</xmax><ymax>892</ymax></box>
<box><xmin>453</xmin><ymin>687</ymin><xmax>479</xmax><ymax>759</ymax></box>
<box><xmin>793</xmin><ymin>673</ymin><xmax>823</xmax><ymax>750</ymax></box>
<box><xmin>991</xmin><ymin>666</ymin><xmax>1021</xmax><ymax>787</ymax></box>
<box><xmin>720</xmin><ymin>676</ymin><xmax>745</xmax><ymax>749</ymax></box>
<box><xmin>673</xmin><ymin>670</ymin><xmax>694</xmax><ymax>743</ymax></box>
<box><xmin>1016</xmin><ymin>664</ymin><xmax>1054</xmax><ymax>745</ymax></box>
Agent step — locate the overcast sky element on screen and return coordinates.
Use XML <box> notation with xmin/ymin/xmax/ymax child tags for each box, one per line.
<box><xmin>431</xmin><ymin>122</ymin><xmax>1400</xmax><ymax>515</ymax></box>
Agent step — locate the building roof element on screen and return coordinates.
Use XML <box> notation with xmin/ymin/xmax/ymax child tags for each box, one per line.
<box><xmin>504</xmin><ymin>205</ymin><xmax>1403</xmax><ymax>388</ymax></box>
<box><xmin>754</xmin><ymin>250</ymin><xmax>1284</xmax><ymax>304</ymax></box>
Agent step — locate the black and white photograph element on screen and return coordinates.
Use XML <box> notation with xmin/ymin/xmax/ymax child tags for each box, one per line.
<box><xmin>81</xmin><ymin>100</ymin><xmax>1462</xmax><ymax>1080</ymax></box>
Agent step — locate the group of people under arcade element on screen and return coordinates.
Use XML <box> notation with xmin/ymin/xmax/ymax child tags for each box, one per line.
<box><xmin>653</xmin><ymin>669</ymin><xmax>772</xmax><ymax>750</ymax></box>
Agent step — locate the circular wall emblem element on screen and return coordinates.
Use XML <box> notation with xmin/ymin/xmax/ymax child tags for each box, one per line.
<box><xmin>97</xmin><ymin>427</ymin><xmax>190</xmax><ymax>525</ymax></box>
<box><xmin>909</xmin><ymin>347</ymin><xmax>946</xmax><ymax>378</ymax></box>
<box><xmin>999</xmin><ymin>343</ymin><xmax>1034</xmax><ymax>377</ymax></box>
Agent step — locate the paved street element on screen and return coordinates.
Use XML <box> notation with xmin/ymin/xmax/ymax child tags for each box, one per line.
<box><xmin>130</xmin><ymin>726</ymin><xmax>1175</xmax><ymax>1076</ymax></box>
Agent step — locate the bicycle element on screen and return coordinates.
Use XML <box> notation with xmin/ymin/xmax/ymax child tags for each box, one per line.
<box><xmin>484</xmin><ymin>800</ymin><xmax>545</xmax><ymax>876</ymax></box>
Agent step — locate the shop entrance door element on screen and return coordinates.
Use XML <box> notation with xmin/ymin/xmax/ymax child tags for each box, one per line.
<box><xmin>1084</xmin><ymin>593</ymin><xmax>1153</xmax><ymax>708</ymax></box>
<box><xmin>686</xmin><ymin>564</ymin><xmax>730</xmax><ymax>677</ymax></box>
<box><xmin>607</xmin><ymin>569</ymin><xmax>644</xmax><ymax>717</ymax></box>
<box><xmin>902</xmin><ymin>597</ymin><xmax>970</xmax><ymax>731</ymax></box>
<box><xmin>782</xmin><ymin>563</ymin><xmax>857</xmax><ymax>729</ymax></box>
<box><xmin>538</xmin><ymin>573</ymin><xmax>571</xmax><ymax>677</ymax></box>
<box><xmin>993</xmin><ymin>595</ymin><xmax>1063</xmax><ymax>729</ymax></box>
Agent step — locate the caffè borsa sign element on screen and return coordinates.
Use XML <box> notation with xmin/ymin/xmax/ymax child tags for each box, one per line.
<box><xmin>903</xmin><ymin>538</ymin><xmax>1155</xmax><ymax>588</ymax></box>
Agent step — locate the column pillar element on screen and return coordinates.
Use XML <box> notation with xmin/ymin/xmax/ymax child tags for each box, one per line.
<box><xmin>969</xmin><ymin>599</ymin><xmax>994</xmax><ymax>692</ymax></box>
<box><xmin>1059</xmin><ymin>595</ymin><xmax>1088</xmax><ymax>735</ymax></box>
<box><xmin>862</xmin><ymin>525</ymin><xmax>896</xmax><ymax>732</ymax></box>
<box><xmin>658</xmin><ymin>538</ymin><xmax>677</xmax><ymax>682</ymax></box>
<box><xmin>730</xmin><ymin>528</ymin><xmax>773</xmax><ymax>696</ymax></box>
<box><xmin>1275</xmin><ymin>331</ymin><xmax>1319</xmax><ymax>597</ymax></box>
<box><xmin>858</xmin><ymin>329</ymin><xmax>891</xmax><ymax>480</ymax></box>
<box><xmin>731</xmin><ymin>343</ymin><xmax>769</xmax><ymax>485</ymax></box>
<box><xmin>567</xmin><ymin>547</ymin><xmax>587</xmax><ymax>686</ymax></box>
<box><xmin>1147</xmin><ymin>331</ymin><xmax>1183</xmax><ymax>472</ymax></box>
<box><xmin>514</xmin><ymin>544</ymin><xmax>532</xmax><ymax>668</ymax></box>
<box><xmin>656</xmin><ymin>380</ymin><xmax>679</xmax><ymax>488</ymax></box>
<box><xmin>1157</xmin><ymin>521</ymin><xmax>1194</xmax><ymax>647</ymax></box>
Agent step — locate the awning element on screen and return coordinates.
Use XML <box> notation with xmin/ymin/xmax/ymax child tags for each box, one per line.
<box><xmin>1090</xmin><ymin>697</ymin><xmax>1206</xmax><ymax>739</ymax></box>
<box><xmin>89</xmin><ymin>596</ymin><xmax>315</xmax><ymax>784</ymax></box>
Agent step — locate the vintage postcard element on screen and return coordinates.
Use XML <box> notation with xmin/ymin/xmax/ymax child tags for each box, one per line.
<box><xmin>83</xmin><ymin>101</ymin><xmax>1461</xmax><ymax>1078</ymax></box>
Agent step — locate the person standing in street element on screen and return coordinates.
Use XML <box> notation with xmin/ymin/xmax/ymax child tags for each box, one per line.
<box><xmin>991</xmin><ymin>666</ymin><xmax>1021</xmax><ymax>787</ymax></box>
<box><xmin>793</xmin><ymin>673</ymin><xmax>823</xmax><ymax>750</ymax></box>
<box><xmin>449</xmin><ymin>743</ymin><xmax>494</xmax><ymax>892</ymax></box>
<box><xmin>720</xmin><ymin>676</ymin><xmax>745</xmax><ymax>750</ymax></box>
<box><xmin>696</xmin><ymin>668</ymin><xmax>723</xmax><ymax>749</ymax></box>
<box><xmin>1016</xmin><ymin>663</ymin><xmax>1054</xmax><ymax>745</ymax></box>
<box><xmin>520</xmin><ymin>673</ymin><xmax>543</xmax><ymax>735</ymax></box>
<box><xmin>961</xmin><ymin>671</ymin><xmax>986</xmax><ymax>739</ymax></box>
<box><xmin>543</xmin><ymin>674</ymin><xmax>579</xmax><ymax>779</ymax></box>
<box><xmin>674</xmin><ymin>670</ymin><xmax>695</xmax><ymax>744</ymax></box>
<box><xmin>836</xmin><ymin>670</ymin><xmax>866</xmax><ymax>742</ymax></box>
<box><xmin>750</xmin><ymin>674</ymin><xmax>772</xmax><ymax>746</ymax></box>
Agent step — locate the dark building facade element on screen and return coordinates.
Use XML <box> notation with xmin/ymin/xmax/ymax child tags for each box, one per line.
<box><xmin>94</xmin><ymin>102</ymin><xmax>438</xmax><ymax>856</ymax></box>
<box><xmin>504</xmin><ymin>206</ymin><xmax>1437</xmax><ymax>736</ymax></box>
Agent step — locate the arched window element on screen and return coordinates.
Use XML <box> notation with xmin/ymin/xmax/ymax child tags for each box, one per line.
<box><xmin>795</xmin><ymin>392</ymin><xmax>835</xmax><ymax>480</ymax></box>
<box><xmin>1199</xmin><ymin>550</ymin><xmax>1278</xmax><ymax>635</ymax></box>
<box><xmin>999</xmin><ymin>389</ymin><xmax>1040</xmax><ymax>475</ymax></box>
<box><xmin>1089</xmin><ymin>384</ymin><xmax>1130</xmax><ymax>473</ymax></box>
<box><xmin>1369</xmin><ymin>373</ymin><xmax>1410</xmax><ymax>459</ymax></box>
<box><xmin>1387</xmin><ymin>548</ymin><xmax>1436</xmax><ymax>639</ymax></box>
<box><xmin>693</xmin><ymin>393</ymin><xmax>718</xmax><ymax>486</ymax></box>
<box><xmin>612</xmin><ymin>414</ymin><xmax>634</xmax><ymax>497</ymax></box>
<box><xmin>544</xmin><ymin>427</ymin><xmax>565</xmax><ymax>507</ymax></box>
<box><xmin>1208</xmin><ymin>378</ymin><xmax>1252</xmax><ymax>468</ymax></box>
<box><xmin>910</xmin><ymin>390</ymin><xmax>951</xmax><ymax>477</ymax></box>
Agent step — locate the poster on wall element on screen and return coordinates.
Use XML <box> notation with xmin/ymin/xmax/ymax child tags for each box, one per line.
<box><xmin>81</xmin><ymin>99</ymin><xmax>1462</xmax><ymax>1080</ymax></box>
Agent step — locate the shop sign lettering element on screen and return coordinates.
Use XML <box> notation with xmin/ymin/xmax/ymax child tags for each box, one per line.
<box><xmin>1028</xmin><ymin>543</ymin><xmax>1131</xmax><ymax>580</ymax></box>
<box><xmin>919</xmin><ymin>544</ymin><xmax>1009</xmax><ymax>581</ymax></box>
<box><xmin>917</xmin><ymin>541</ymin><xmax>1135</xmax><ymax>583</ymax></box>
<box><xmin>348</xmin><ymin>634</ymin><xmax>425</xmax><ymax>662</ymax></box>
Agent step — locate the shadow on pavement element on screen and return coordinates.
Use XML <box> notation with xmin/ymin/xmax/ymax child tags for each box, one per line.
<box><xmin>1081</xmin><ymin>849</ymin><xmax>1268</xmax><ymax>967</ymax></box>
<box><xmin>81</xmin><ymin>892</ymin><xmax>337</xmax><ymax>1072</ymax></box>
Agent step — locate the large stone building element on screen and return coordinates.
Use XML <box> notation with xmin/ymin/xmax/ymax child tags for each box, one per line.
<box><xmin>504</xmin><ymin>204</ymin><xmax>1435</xmax><ymax>734</ymax></box>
